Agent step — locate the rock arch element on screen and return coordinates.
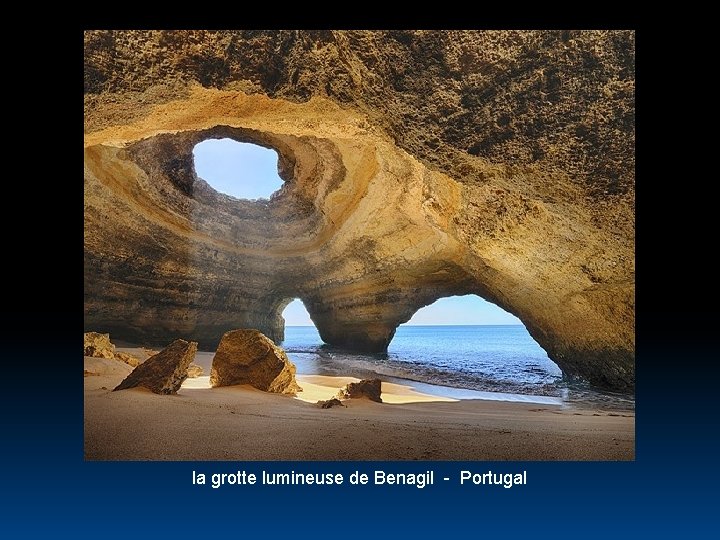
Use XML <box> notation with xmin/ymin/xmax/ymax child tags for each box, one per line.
<box><xmin>84</xmin><ymin>30</ymin><xmax>634</xmax><ymax>391</ymax></box>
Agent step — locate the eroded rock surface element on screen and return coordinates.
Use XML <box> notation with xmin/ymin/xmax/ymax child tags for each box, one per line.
<box><xmin>113</xmin><ymin>352</ymin><xmax>140</xmax><ymax>367</ymax></box>
<box><xmin>337</xmin><ymin>379</ymin><xmax>383</xmax><ymax>403</ymax></box>
<box><xmin>317</xmin><ymin>398</ymin><xmax>346</xmax><ymax>409</ymax></box>
<box><xmin>84</xmin><ymin>332</ymin><xmax>115</xmax><ymax>359</ymax></box>
<box><xmin>84</xmin><ymin>332</ymin><xmax>140</xmax><ymax>366</ymax></box>
<box><xmin>84</xmin><ymin>31</ymin><xmax>634</xmax><ymax>391</ymax></box>
<box><xmin>114</xmin><ymin>339</ymin><xmax>197</xmax><ymax>394</ymax></box>
<box><xmin>210</xmin><ymin>329</ymin><xmax>301</xmax><ymax>394</ymax></box>
<box><xmin>187</xmin><ymin>363</ymin><xmax>204</xmax><ymax>378</ymax></box>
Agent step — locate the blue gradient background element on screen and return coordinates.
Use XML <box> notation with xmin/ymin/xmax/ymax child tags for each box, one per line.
<box><xmin>10</xmin><ymin>24</ymin><xmax>709</xmax><ymax>538</ymax></box>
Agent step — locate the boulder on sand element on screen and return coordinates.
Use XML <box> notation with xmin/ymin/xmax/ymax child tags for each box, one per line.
<box><xmin>337</xmin><ymin>378</ymin><xmax>382</xmax><ymax>403</ymax></box>
<box><xmin>317</xmin><ymin>398</ymin><xmax>346</xmax><ymax>409</ymax></box>
<box><xmin>210</xmin><ymin>329</ymin><xmax>301</xmax><ymax>395</ymax></box>
<box><xmin>187</xmin><ymin>363</ymin><xmax>204</xmax><ymax>378</ymax></box>
<box><xmin>84</xmin><ymin>332</ymin><xmax>140</xmax><ymax>366</ymax></box>
<box><xmin>84</xmin><ymin>332</ymin><xmax>115</xmax><ymax>359</ymax></box>
<box><xmin>114</xmin><ymin>339</ymin><xmax>197</xmax><ymax>394</ymax></box>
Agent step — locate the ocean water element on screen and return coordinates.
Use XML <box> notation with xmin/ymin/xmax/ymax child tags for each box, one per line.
<box><xmin>281</xmin><ymin>325</ymin><xmax>635</xmax><ymax>409</ymax></box>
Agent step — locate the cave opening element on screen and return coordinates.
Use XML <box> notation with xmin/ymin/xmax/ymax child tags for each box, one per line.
<box><xmin>282</xmin><ymin>298</ymin><xmax>316</xmax><ymax>328</ymax></box>
<box><xmin>275</xmin><ymin>293</ymin><xmax>562</xmax><ymax>393</ymax></box>
<box><xmin>401</xmin><ymin>294</ymin><xmax>522</xmax><ymax>327</ymax></box>
<box><xmin>279</xmin><ymin>298</ymin><xmax>319</xmax><ymax>348</ymax></box>
<box><xmin>279</xmin><ymin>298</ymin><xmax>321</xmax><ymax>375</ymax></box>
<box><xmin>386</xmin><ymin>294</ymin><xmax>563</xmax><ymax>391</ymax></box>
<box><xmin>192</xmin><ymin>138</ymin><xmax>284</xmax><ymax>199</ymax></box>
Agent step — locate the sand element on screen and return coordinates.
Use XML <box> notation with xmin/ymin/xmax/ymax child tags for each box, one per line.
<box><xmin>84</xmin><ymin>356</ymin><xmax>634</xmax><ymax>460</ymax></box>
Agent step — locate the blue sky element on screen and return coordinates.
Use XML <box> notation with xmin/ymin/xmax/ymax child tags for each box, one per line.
<box><xmin>193</xmin><ymin>138</ymin><xmax>284</xmax><ymax>199</ymax></box>
<box><xmin>193</xmin><ymin>139</ymin><xmax>522</xmax><ymax>327</ymax></box>
<box><xmin>283</xmin><ymin>296</ymin><xmax>521</xmax><ymax>326</ymax></box>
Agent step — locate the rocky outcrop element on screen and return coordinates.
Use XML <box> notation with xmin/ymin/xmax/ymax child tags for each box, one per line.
<box><xmin>337</xmin><ymin>379</ymin><xmax>383</xmax><ymax>403</ymax></box>
<box><xmin>113</xmin><ymin>351</ymin><xmax>140</xmax><ymax>367</ymax></box>
<box><xmin>187</xmin><ymin>363</ymin><xmax>204</xmax><ymax>378</ymax></box>
<box><xmin>317</xmin><ymin>398</ymin><xmax>346</xmax><ymax>409</ymax></box>
<box><xmin>114</xmin><ymin>339</ymin><xmax>197</xmax><ymax>394</ymax></box>
<box><xmin>84</xmin><ymin>31</ymin><xmax>634</xmax><ymax>391</ymax></box>
<box><xmin>210</xmin><ymin>329</ymin><xmax>301</xmax><ymax>394</ymax></box>
<box><xmin>84</xmin><ymin>332</ymin><xmax>115</xmax><ymax>359</ymax></box>
<box><xmin>84</xmin><ymin>332</ymin><xmax>140</xmax><ymax>367</ymax></box>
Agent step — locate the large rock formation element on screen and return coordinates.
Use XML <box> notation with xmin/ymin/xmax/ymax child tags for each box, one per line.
<box><xmin>114</xmin><ymin>339</ymin><xmax>197</xmax><ymax>394</ymax></box>
<box><xmin>210</xmin><ymin>329</ymin><xmax>301</xmax><ymax>394</ymax></box>
<box><xmin>84</xmin><ymin>31</ymin><xmax>634</xmax><ymax>391</ymax></box>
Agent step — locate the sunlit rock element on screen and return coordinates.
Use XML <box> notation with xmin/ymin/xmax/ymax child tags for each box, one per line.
<box><xmin>210</xmin><ymin>329</ymin><xmax>301</xmax><ymax>395</ymax></box>
<box><xmin>114</xmin><ymin>339</ymin><xmax>197</xmax><ymax>394</ymax></box>
<box><xmin>84</xmin><ymin>30</ymin><xmax>634</xmax><ymax>391</ymax></box>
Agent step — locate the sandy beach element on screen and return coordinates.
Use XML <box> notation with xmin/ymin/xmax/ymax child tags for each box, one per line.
<box><xmin>84</xmin><ymin>352</ymin><xmax>634</xmax><ymax>461</ymax></box>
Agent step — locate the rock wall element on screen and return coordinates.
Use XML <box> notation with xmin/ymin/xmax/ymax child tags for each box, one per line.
<box><xmin>84</xmin><ymin>30</ymin><xmax>635</xmax><ymax>391</ymax></box>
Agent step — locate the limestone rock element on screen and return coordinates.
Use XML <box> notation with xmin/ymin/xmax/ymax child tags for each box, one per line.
<box><xmin>317</xmin><ymin>398</ymin><xmax>346</xmax><ymax>409</ymax></box>
<box><xmin>187</xmin><ymin>363</ymin><xmax>204</xmax><ymax>378</ymax></box>
<box><xmin>84</xmin><ymin>31</ymin><xmax>635</xmax><ymax>392</ymax></box>
<box><xmin>210</xmin><ymin>329</ymin><xmax>301</xmax><ymax>395</ymax></box>
<box><xmin>337</xmin><ymin>379</ymin><xmax>383</xmax><ymax>403</ymax></box>
<box><xmin>84</xmin><ymin>332</ymin><xmax>115</xmax><ymax>359</ymax></box>
<box><xmin>113</xmin><ymin>351</ymin><xmax>141</xmax><ymax>367</ymax></box>
<box><xmin>84</xmin><ymin>332</ymin><xmax>141</xmax><ymax>367</ymax></box>
<box><xmin>114</xmin><ymin>339</ymin><xmax>197</xmax><ymax>394</ymax></box>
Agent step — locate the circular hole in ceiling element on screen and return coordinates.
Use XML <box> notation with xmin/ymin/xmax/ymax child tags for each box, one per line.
<box><xmin>192</xmin><ymin>138</ymin><xmax>284</xmax><ymax>200</ymax></box>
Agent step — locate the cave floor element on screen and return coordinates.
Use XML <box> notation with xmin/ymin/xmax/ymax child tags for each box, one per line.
<box><xmin>84</xmin><ymin>358</ymin><xmax>634</xmax><ymax>461</ymax></box>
